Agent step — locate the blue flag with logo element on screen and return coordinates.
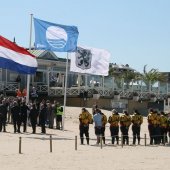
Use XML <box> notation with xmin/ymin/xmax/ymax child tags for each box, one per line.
<box><xmin>34</xmin><ymin>18</ymin><xmax>79</xmax><ymax>52</ymax></box>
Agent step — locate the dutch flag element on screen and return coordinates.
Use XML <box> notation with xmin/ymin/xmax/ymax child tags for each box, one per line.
<box><xmin>0</xmin><ymin>35</ymin><xmax>37</xmax><ymax>74</ymax></box>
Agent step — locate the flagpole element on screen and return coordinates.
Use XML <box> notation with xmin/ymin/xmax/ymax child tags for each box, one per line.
<box><xmin>62</xmin><ymin>52</ymin><xmax>69</xmax><ymax>131</ymax></box>
<box><xmin>26</xmin><ymin>14</ymin><xmax>33</xmax><ymax>104</ymax></box>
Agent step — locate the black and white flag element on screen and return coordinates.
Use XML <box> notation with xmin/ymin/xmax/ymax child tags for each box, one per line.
<box><xmin>70</xmin><ymin>46</ymin><xmax>110</xmax><ymax>76</ymax></box>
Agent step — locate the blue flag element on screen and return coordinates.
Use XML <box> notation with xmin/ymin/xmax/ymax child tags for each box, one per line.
<box><xmin>34</xmin><ymin>18</ymin><xmax>79</xmax><ymax>52</ymax></box>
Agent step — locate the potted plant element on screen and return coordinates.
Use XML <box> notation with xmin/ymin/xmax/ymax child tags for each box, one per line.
<box><xmin>93</xmin><ymin>89</ymin><xmax>100</xmax><ymax>100</ymax></box>
<box><xmin>150</xmin><ymin>93</ymin><xmax>157</xmax><ymax>102</ymax></box>
<box><xmin>133</xmin><ymin>92</ymin><xmax>139</xmax><ymax>101</ymax></box>
<box><xmin>113</xmin><ymin>90</ymin><xmax>120</xmax><ymax>100</ymax></box>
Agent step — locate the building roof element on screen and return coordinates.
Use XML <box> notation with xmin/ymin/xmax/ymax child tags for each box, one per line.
<box><xmin>29</xmin><ymin>49</ymin><xmax>46</xmax><ymax>57</ymax></box>
<box><xmin>111</xmin><ymin>63</ymin><xmax>135</xmax><ymax>71</ymax></box>
<box><xmin>28</xmin><ymin>49</ymin><xmax>67</xmax><ymax>62</ymax></box>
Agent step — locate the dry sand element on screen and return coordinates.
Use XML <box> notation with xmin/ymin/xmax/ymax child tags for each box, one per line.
<box><xmin>0</xmin><ymin>107</ymin><xmax>170</xmax><ymax>170</ymax></box>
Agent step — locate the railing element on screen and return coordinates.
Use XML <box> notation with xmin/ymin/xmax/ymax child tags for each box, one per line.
<box><xmin>6</xmin><ymin>82</ymin><xmax>18</xmax><ymax>92</ymax></box>
<box><xmin>0</xmin><ymin>82</ymin><xmax>18</xmax><ymax>92</ymax></box>
<box><xmin>0</xmin><ymin>82</ymin><xmax>169</xmax><ymax>99</ymax></box>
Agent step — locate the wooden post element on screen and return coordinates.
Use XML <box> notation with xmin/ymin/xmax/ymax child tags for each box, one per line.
<box><xmin>50</xmin><ymin>135</ymin><xmax>52</xmax><ymax>153</ymax></box>
<box><xmin>144</xmin><ymin>134</ymin><xmax>147</xmax><ymax>146</ymax></box>
<box><xmin>75</xmin><ymin>136</ymin><xmax>77</xmax><ymax>150</ymax></box>
<box><xmin>19</xmin><ymin>137</ymin><xmax>22</xmax><ymax>154</ymax></box>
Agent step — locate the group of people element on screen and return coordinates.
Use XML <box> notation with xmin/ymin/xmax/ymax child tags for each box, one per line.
<box><xmin>1</xmin><ymin>94</ymin><xmax>170</xmax><ymax>146</ymax></box>
<box><xmin>147</xmin><ymin>109</ymin><xmax>170</xmax><ymax>145</ymax></box>
<box><xmin>0</xmin><ymin>95</ymin><xmax>63</xmax><ymax>134</ymax></box>
<box><xmin>79</xmin><ymin>107</ymin><xmax>170</xmax><ymax>145</ymax></box>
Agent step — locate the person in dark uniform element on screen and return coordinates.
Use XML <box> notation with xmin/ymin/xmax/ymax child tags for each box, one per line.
<box><xmin>29</xmin><ymin>103</ymin><xmax>39</xmax><ymax>134</ymax></box>
<box><xmin>20</xmin><ymin>101</ymin><xmax>29</xmax><ymax>132</ymax></box>
<box><xmin>0</xmin><ymin>99</ymin><xmax>8</xmax><ymax>132</ymax></box>
<box><xmin>39</xmin><ymin>100</ymin><xmax>47</xmax><ymax>134</ymax></box>
<box><xmin>11</xmin><ymin>101</ymin><xmax>21</xmax><ymax>133</ymax></box>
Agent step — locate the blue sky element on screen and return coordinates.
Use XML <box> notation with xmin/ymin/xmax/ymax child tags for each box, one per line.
<box><xmin>1</xmin><ymin>0</ymin><xmax>170</xmax><ymax>73</ymax></box>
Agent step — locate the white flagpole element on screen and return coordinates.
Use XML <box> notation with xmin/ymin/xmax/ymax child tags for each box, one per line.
<box><xmin>26</xmin><ymin>14</ymin><xmax>33</xmax><ymax>104</ymax></box>
<box><xmin>62</xmin><ymin>52</ymin><xmax>69</xmax><ymax>130</ymax></box>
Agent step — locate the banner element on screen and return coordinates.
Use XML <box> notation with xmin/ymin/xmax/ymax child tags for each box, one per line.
<box><xmin>70</xmin><ymin>46</ymin><xmax>110</xmax><ymax>76</ymax></box>
<box><xmin>34</xmin><ymin>18</ymin><xmax>79</xmax><ymax>52</ymax></box>
<box><xmin>0</xmin><ymin>35</ymin><xmax>37</xmax><ymax>74</ymax></box>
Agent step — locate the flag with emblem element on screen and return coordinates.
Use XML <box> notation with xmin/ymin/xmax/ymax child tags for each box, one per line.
<box><xmin>70</xmin><ymin>46</ymin><xmax>110</xmax><ymax>76</ymax></box>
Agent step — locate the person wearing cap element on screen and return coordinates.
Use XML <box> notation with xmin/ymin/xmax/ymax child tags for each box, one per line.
<box><xmin>131</xmin><ymin>109</ymin><xmax>143</xmax><ymax>145</ymax></box>
<box><xmin>108</xmin><ymin>109</ymin><xmax>120</xmax><ymax>145</ymax></box>
<box><xmin>79</xmin><ymin>107</ymin><xmax>93</xmax><ymax>145</ymax></box>
<box><xmin>120</xmin><ymin>110</ymin><xmax>131</xmax><ymax>145</ymax></box>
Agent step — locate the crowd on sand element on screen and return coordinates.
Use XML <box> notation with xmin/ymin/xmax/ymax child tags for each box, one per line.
<box><xmin>0</xmin><ymin>94</ymin><xmax>63</xmax><ymax>134</ymax></box>
<box><xmin>0</xmin><ymin>93</ymin><xmax>170</xmax><ymax>146</ymax></box>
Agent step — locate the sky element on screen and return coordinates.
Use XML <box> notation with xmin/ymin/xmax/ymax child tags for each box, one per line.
<box><xmin>0</xmin><ymin>0</ymin><xmax>170</xmax><ymax>73</ymax></box>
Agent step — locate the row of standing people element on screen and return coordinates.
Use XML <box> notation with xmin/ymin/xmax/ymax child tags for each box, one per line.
<box><xmin>147</xmin><ymin>109</ymin><xmax>170</xmax><ymax>145</ymax></box>
<box><xmin>79</xmin><ymin>107</ymin><xmax>142</xmax><ymax>145</ymax></box>
<box><xmin>0</xmin><ymin>97</ymin><xmax>63</xmax><ymax>134</ymax></box>
<box><xmin>79</xmin><ymin>107</ymin><xmax>170</xmax><ymax>145</ymax></box>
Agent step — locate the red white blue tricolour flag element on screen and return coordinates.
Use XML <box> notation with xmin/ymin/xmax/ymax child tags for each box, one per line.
<box><xmin>0</xmin><ymin>35</ymin><xmax>37</xmax><ymax>74</ymax></box>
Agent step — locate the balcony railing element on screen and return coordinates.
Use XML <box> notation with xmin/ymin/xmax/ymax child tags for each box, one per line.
<box><xmin>0</xmin><ymin>81</ymin><xmax>169</xmax><ymax>100</ymax></box>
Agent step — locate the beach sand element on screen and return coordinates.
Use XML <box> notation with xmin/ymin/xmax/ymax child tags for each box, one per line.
<box><xmin>0</xmin><ymin>107</ymin><xmax>170</xmax><ymax>170</ymax></box>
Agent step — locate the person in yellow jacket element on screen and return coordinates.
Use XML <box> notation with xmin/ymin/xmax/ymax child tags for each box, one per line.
<box><xmin>156</xmin><ymin>112</ymin><xmax>161</xmax><ymax>144</ymax></box>
<box><xmin>54</xmin><ymin>102</ymin><xmax>63</xmax><ymax>130</ymax></box>
<box><xmin>108</xmin><ymin>109</ymin><xmax>120</xmax><ymax>145</ymax></box>
<box><xmin>99</xmin><ymin>109</ymin><xmax>107</xmax><ymax>144</ymax></box>
<box><xmin>120</xmin><ymin>110</ymin><xmax>131</xmax><ymax>145</ymax></box>
<box><xmin>160</xmin><ymin>111</ymin><xmax>168</xmax><ymax>144</ymax></box>
<box><xmin>167</xmin><ymin>112</ymin><xmax>170</xmax><ymax>142</ymax></box>
<box><xmin>79</xmin><ymin>108</ymin><xmax>93</xmax><ymax>145</ymax></box>
<box><xmin>131</xmin><ymin>110</ymin><xmax>143</xmax><ymax>145</ymax></box>
<box><xmin>147</xmin><ymin>109</ymin><xmax>158</xmax><ymax>145</ymax></box>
